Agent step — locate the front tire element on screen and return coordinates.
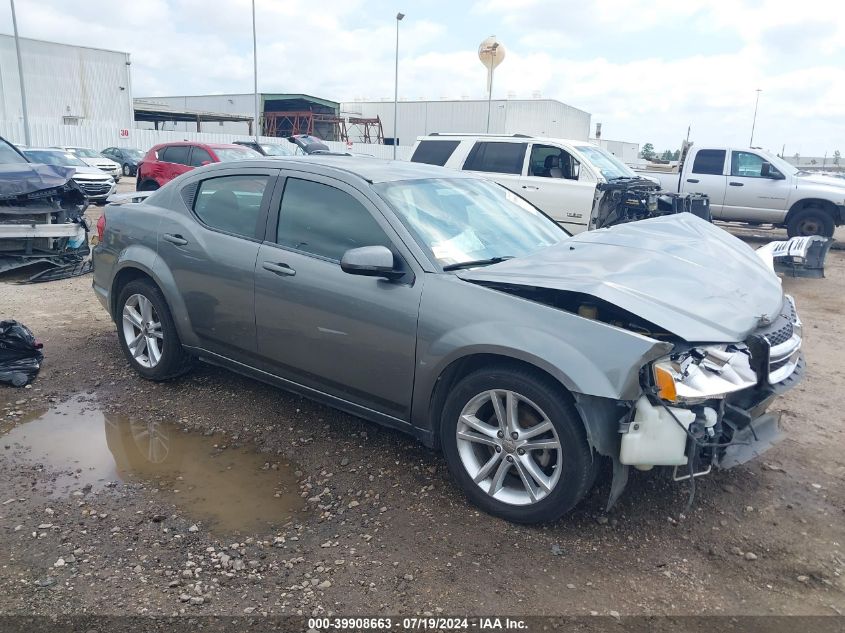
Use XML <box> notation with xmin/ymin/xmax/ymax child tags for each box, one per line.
<box><xmin>116</xmin><ymin>280</ymin><xmax>193</xmax><ymax>381</ymax></box>
<box><xmin>440</xmin><ymin>366</ymin><xmax>596</xmax><ymax>523</ymax></box>
<box><xmin>122</xmin><ymin>163</ymin><xmax>131</xmax><ymax>177</ymax></box>
<box><xmin>787</xmin><ymin>206</ymin><xmax>834</xmax><ymax>237</ymax></box>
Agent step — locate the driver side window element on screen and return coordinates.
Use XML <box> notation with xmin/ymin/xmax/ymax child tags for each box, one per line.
<box><xmin>275</xmin><ymin>178</ymin><xmax>393</xmax><ymax>262</ymax></box>
<box><xmin>731</xmin><ymin>151</ymin><xmax>767</xmax><ymax>178</ymax></box>
<box><xmin>528</xmin><ymin>145</ymin><xmax>579</xmax><ymax>180</ymax></box>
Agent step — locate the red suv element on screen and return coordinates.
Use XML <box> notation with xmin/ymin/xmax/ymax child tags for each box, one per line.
<box><xmin>136</xmin><ymin>142</ymin><xmax>260</xmax><ymax>190</ymax></box>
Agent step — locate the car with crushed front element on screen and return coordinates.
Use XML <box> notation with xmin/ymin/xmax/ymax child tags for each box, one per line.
<box><xmin>91</xmin><ymin>156</ymin><xmax>804</xmax><ymax>523</ymax></box>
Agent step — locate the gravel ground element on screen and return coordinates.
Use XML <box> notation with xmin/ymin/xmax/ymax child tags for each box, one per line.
<box><xmin>0</xmin><ymin>197</ymin><xmax>843</xmax><ymax>620</ymax></box>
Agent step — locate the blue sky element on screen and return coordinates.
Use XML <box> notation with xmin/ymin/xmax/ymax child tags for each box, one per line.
<box><xmin>2</xmin><ymin>0</ymin><xmax>843</xmax><ymax>155</ymax></box>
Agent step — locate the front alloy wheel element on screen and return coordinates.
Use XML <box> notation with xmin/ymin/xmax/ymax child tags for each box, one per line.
<box><xmin>457</xmin><ymin>390</ymin><xmax>562</xmax><ymax>505</ymax></box>
<box><xmin>121</xmin><ymin>293</ymin><xmax>163</xmax><ymax>368</ymax></box>
<box><xmin>441</xmin><ymin>367</ymin><xmax>597</xmax><ymax>523</ymax></box>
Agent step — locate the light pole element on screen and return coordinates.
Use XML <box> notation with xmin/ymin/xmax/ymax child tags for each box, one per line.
<box><xmin>10</xmin><ymin>0</ymin><xmax>31</xmax><ymax>146</ymax></box>
<box><xmin>485</xmin><ymin>43</ymin><xmax>498</xmax><ymax>133</ymax></box>
<box><xmin>749</xmin><ymin>88</ymin><xmax>762</xmax><ymax>147</ymax></box>
<box><xmin>393</xmin><ymin>12</ymin><xmax>404</xmax><ymax>159</ymax></box>
<box><xmin>252</xmin><ymin>0</ymin><xmax>260</xmax><ymax>142</ymax></box>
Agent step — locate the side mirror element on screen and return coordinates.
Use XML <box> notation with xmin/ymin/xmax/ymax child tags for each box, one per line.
<box><xmin>761</xmin><ymin>162</ymin><xmax>784</xmax><ymax>179</ymax></box>
<box><xmin>571</xmin><ymin>161</ymin><xmax>581</xmax><ymax>180</ymax></box>
<box><xmin>340</xmin><ymin>245</ymin><xmax>403</xmax><ymax>279</ymax></box>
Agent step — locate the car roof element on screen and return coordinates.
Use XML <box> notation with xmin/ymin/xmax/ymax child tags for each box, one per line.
<box><xmin>199</xmin><ymin>155</ymin><xmax>478</xmax><ymax>184</ymax></box>
<box><xmin>418</xmin><ymin>133</ymin><xmax>590</xmax><ymax>146</ymax></box>
<box><xmin>154</xmin><ymin>141</ymin><xmax>246</xmax><ymax>149</ymax></box>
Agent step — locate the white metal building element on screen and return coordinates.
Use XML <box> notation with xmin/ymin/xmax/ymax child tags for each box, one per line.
<box><xmin>590</xmin><ymin>138</ymin><xmax>640</xmax><ymax>165</ymax></box>
<box><xmin>341</xmin><ymin>99</ymin><xmax>592</xmax><ymax>146</ymax></box>
<box><xmin>0</xmin><ymin>34</ymin><xmax>133</xmax><ymax>136</ymax></box>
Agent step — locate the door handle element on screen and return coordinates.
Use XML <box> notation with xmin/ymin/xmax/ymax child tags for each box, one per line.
<box><xmin>522</xmin><ymin>185</ymin><xmax>540</xmax><ymax>190</ymax></box>
<box><xmin>162</xmin><ymin>233</ymin><xmax>188</xmax><ymax>246</ymax></box>
<box><xmin>262</xmin><ymin>261</ymin><xmax>296</xmax><ymax>277</ymax></box>
<box><xmin>729</xmin><ymin>181</ymin><xmax>744</xmax><ymax>186</ymax></box>
<box><xmin>686</xmin><ymin>178</ymin><xmax>700</xmax><ymax>183</ymax></box>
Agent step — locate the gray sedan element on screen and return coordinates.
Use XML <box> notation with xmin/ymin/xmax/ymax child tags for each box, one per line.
<box><xmin>92</xmin><ymin>156</ymin><xmax>803</xmax><ymax>523</ymax></box>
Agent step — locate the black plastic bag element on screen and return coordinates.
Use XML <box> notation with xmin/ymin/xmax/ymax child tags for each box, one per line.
<box><xmin>0</xmin><ymin>320</ymin><xmax>43</xmax><ymax>387</ymax></box>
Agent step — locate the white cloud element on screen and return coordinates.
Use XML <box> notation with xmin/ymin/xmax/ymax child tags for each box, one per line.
<box><xmin>1</xmin><ymin>0</ymin><xmax>843</xmax><ymax>153</ymax></box>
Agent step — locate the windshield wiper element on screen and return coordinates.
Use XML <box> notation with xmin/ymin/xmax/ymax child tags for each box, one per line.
<box><xmin>443</xmin><ymin>256</ymin><xmax>513</xmax><ymax>271</ymax></box>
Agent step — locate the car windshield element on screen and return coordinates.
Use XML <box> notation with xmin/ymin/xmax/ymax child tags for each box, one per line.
<box><xmin>573</xmin><ymin>144</ymin><xmax>637</xmax><ymax>180</ymax></box>
<box><xmin>70</xmin><ymin>148</ymin><xmax>104</xmax><ymax>159</ymax></box>
<box><xmin>24</xmin><ymin>150</ymin><xmax>88</xmax><ymax>167</ymax></box>
<box><xmin>0</xmin><ymin>140</ymin><xmax>28</xmax><ymax>164</ymax></box>
<box><xmin>374</xmin><ymin>178</ymin><xmax>566</xmax><ymax>269</ymax></box>
<box><xmin>215</xmin><ymin>147</ymin><xmax>262</xmax><ymax>162</ymax></box>
<box><xmin>260</xmin><ymin>144</ymin><xmax>294</xmax><ymax>156</ymax></box>
<box><xmin>124</xmin><ymin>149</ymin><xmax>144</xmax><ymax>159</ymax></box>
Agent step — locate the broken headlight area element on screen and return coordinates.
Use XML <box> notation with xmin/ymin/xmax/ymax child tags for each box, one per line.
<box><xmin>649</xmin><ymin>343</ymin><xmax>758</xmax><ymax>404</ymax></box>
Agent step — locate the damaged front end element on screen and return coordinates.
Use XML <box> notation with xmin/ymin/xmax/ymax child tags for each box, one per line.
<box><xmin>0</xmin><ymin>161</ymin><xmax>91</xmax><ymax>276</ymax></box>
<box><xmin>590</xmin><ymin>177</ymin><xmax>711</xmax><ymax>230</ymax></box>
<box><xmin>618</xmin><ymin>294</ymin><xmax>802</xmax><ymax>506</ymax></box>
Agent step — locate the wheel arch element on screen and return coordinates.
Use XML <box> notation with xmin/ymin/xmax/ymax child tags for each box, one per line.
<box><xmin>785</xmin><ymin>198</ymin><xmax>839</xmax><ymax>225</ymax></box>
<box><xmin>423</xmin><ymin>352</ymin><xmax>586</xmax><ymax>450</ymax></box>
<box><xmin>110</xmin><ymin>258</ymin><xmax>199</xmax><ymax>347</ymax></box>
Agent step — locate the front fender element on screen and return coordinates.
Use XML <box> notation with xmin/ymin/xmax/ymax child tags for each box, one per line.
<box><xmin>411</xmin><ymin>275</ymin><xmax>672</xmax><ymax>432</ymax></box>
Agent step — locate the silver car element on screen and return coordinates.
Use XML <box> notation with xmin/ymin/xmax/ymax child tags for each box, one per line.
<box><xmin>92</xmin><ymin>156</ymin><xmax>803</xmax><ymax>523</ymax></box>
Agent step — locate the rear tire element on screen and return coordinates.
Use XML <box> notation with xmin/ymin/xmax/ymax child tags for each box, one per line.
<box><xmin>440</xmin><ymin>366</ymin><xmax>597</xmax><ymax>523</ymax></box>
<box><xmin>787</xmin><ymin>206</ymin><xmax>834</xmax><ymax>238</ymax></box>
<box><xmin>137</xmin><ymin>179</ymin><xmax>160</xmax><ymax>192</ymax></box>
<box><xmin>116</xmin><ymin>279</ymin><xmax>193</xmax><ymax>381</ymax></box>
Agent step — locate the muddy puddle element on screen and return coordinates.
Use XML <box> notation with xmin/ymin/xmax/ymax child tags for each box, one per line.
<box><xmin>2</xmin><ymin>397</ymin><xmax>304</xmax><ymax>534</ymax></box>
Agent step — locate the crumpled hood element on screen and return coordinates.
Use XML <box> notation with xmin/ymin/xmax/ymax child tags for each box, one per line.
<box><xmin>0</xmin><ymin>162</ymin><xmax>76</xmax><ymax>200</ymax></box>
<box><xmin>457</xmin><ymin>214</ymin><xmax>784</xmax><ymax>343</ymax></box>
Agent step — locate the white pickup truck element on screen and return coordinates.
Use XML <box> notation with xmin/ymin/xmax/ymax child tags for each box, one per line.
<box><xmin>637</xmin><ymin>146</ymin><xmax>845</xmax><ymax>237</ymax></box>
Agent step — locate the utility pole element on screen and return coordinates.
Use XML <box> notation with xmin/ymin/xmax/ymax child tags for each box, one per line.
<box><xmin>10</xmin><ymin>0</ymin><xmax>31</xmax><ymax>146</ymax></box>
<box><xmin>252</xmin><ymin>0</ymin><xmax>260</xmax><ymax>142</ymax></box>
<box><xmin>749</xmin><ymin>88</ymin><xmax>762</xmax><ymax>147</ymax></box>
<box><xmin>393</xmin><ymin>12</ymin><xmax>404</xmax><ymax>159</ymax></box>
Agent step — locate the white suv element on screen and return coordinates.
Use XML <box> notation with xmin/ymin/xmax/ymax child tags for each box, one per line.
<box><xmin>409</xmin><ymin>133</ymin><xmax>648</xmax><ymax>233</ymax></box>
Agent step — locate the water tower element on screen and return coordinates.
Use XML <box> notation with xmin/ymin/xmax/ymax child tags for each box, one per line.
<box><xmin>478</xmin><ymin>36</ymin><xmax>506</xmax><ymax>132</ymax></box>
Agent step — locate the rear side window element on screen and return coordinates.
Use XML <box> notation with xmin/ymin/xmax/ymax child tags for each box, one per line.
<box><xmin>189</xmin><ymin>146</ymin><xmax>213</xmax><ymax>166</ymax></box>
<box><xmin>193</xmin><ymin>175</ymin><xmax>270</xmax><ymax>239</ymax></box>
<box><xmin>691</xmin><ymin>149</ymin><xmax>726</xmax><ymax>175</ymax></box>
<box><xmin>160</xmin><ymin>145</ymin><xmax>190</xmax><ymax>165</ymax></box>
<box><xmin>410</xmin><ymin>140</ymin><xmax>460</xmax><ymax>166</ymax></box>
<box><xmin>463</xmin><ymin>142</ymin><xmax>527</xmax><ymax>175</ymax></box>
<box><xmin>276</xmin><ymin>178</ymin><xmax>392</xmax><ymax>261</ymax></box>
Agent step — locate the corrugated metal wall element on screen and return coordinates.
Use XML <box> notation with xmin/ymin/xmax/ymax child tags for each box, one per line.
<box><xmin>341</xmin><ymin>99</ymin><xmax>591</xmax><ymax>144</ymax></box>
<box><xmin>0</xmin><ymin>35</ymin><xmax>132</xmax><ymax>128</ymax></box>
<box><xmin>137</xmin><ymin>94</ymin><xmax>256</xmax><ymax>134</ymax></box>
<box><xmin>0</xmin><ymin>119</ymin><xmax>411</xmax><ymax>159</ymax></box>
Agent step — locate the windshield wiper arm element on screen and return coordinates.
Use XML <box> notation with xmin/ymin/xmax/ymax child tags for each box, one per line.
<box><xmin>442</xmin><ymin>256</ymin><xmax>514</xmax><ymax>271</ymax></box>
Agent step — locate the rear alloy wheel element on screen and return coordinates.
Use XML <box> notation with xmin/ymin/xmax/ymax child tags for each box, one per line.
<box><xmin>441</xmin><ymin>367</ymin><xmax>596</xmax><ymax>523</ymax></box>
<box><xmin>787</xmin><ymin>206</ymin><xmax>834</xmax><ymax>238</ymax></box>
<box><xmin>122</xmin><ymin>293</ymin><xmax>164</xmax><ymax>369</ymax></box>
<box><xmin>116</xmin><ymin>280</ymin><xmax>193</xmax><ymax>380</ymax></box>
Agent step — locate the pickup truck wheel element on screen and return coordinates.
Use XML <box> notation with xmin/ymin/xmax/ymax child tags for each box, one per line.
<box><xmin>440</xmin><ymin>367</ymin><xmax>596</xmax><ymax>524</ymax></box>
<box><xmin>787</xmin><ymin>206</ymin><xmax>834</xmax><ymax>238</ymax></box>
<box><xmin>116</xmin><ymin>280</ymin><xmax>193</xmax><ymax>381</ymax></box>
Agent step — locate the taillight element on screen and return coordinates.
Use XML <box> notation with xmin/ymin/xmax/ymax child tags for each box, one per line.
<box><xmin>96</xmin><ymin>213</ymin><xmax>106</xmax><ymax>242</ymax></box>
